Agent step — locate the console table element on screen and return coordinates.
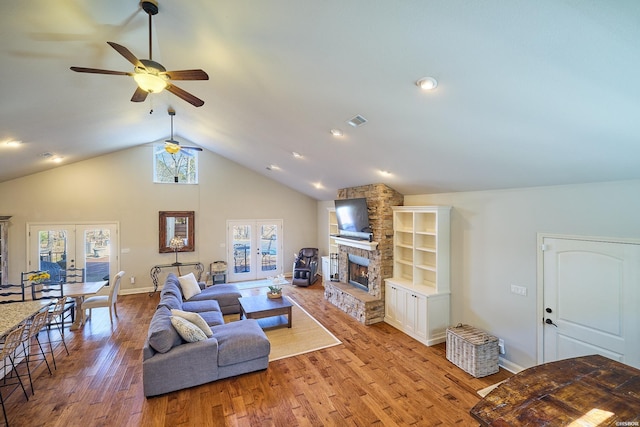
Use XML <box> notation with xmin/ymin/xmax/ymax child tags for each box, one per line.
<box><xmin>470</xmin><ymin>354</ymin><xmax>640</xmax><ymax>426</ymax></box>
<box><xmin>149</xmin><ymin>262</ymin><xmax>204</xmax><ymax>293</ymax></box>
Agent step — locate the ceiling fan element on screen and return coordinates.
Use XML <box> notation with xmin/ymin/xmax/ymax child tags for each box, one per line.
<box><xmin>163</xmin><ymin>108</ymin><xmax>203</xmax><ymax>154</ymax></box>
<box><xmin>70</xmin><ymin>0</ymin><xmax>209</xmax><ymax>107</ymax></box>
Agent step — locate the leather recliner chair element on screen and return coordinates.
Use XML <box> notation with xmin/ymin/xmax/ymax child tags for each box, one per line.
<box><xmin>292</xmin><ymin>248</ymin><xmax>319</xmax><ymax>287</ymax></box>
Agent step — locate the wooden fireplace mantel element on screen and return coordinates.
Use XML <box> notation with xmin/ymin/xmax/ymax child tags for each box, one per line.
<box><xmin>334</xmin><ymin>236</ymin><xmax>378</xmax><ymax>251</ymax></box>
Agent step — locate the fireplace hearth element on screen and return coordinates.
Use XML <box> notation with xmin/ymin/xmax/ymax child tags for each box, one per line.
<box><xmin>348</xmin><ymin>254</ymin><xmax>369</xmax><ymax>291</ymax></box>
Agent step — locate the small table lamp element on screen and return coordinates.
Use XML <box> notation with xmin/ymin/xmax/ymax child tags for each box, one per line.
<box><xmin>169</xmin><ymin>236</ymin><xmax>185</xmax><ymax>265</ymax></box>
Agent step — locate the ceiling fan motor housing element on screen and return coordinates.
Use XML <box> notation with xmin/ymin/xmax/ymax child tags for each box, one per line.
<box><xmin>141</xmin><ymin>0</ymin><xmax>159</xmax><ymax>15</ymax></box>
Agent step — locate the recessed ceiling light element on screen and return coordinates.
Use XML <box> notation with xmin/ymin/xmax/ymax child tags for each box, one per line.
<box><xmin>330</xmin><ymin>129</ymin><xmax>343</xmax><ymax>137</ymax></box>
<box><xmin>52</xmin><ymin>156</ymin><xmax>64</xmax><ymax>163</ymax></box>
<box><xmin>266</xmin><ymin>164</ymin><xmax>280</xmax><ymax>171</ymax></box>
<box><xmin>379</xmin><ymin>169</ymin><xmax>393</xmax><ymax>176</ymax></box>
<box><xmin>292</xmin><ymin>152</ymin><xmax>303</xmax><ymax>159</ymax></box>
<box><xmin>416</xmin><ymin>76</ymin><xmax>438</xmax><ymax>90</ymax></box>
<box><xmin>313</xmin><ymin>182</ymin><xmax>324</xmax><ymax>189</ymax></box>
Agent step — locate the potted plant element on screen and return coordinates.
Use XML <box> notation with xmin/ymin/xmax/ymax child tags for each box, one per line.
<box><xmin>267</xmin><ymin>285</ymin><xmax>282</xmax><ymax>299</ymax></box>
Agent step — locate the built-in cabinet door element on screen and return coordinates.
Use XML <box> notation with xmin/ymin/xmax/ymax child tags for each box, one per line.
<box><xmin>403</xmin><ymin>290</ymin><xmax>417</xmax><ymax>334</ymax></box>
<box><xmin>413</xmin><ymin>293</ymin><xmax>428</xmax><ymax>341</ymax></box>
<box><xmin>385</xmin><ymin>278</ymin><xmax>450</xmax><ymax>346</ymax></box>
<box><xmin>385</xmin><ymin>282</ymin><xmax>403</xmax><ymax>325</ymax></box>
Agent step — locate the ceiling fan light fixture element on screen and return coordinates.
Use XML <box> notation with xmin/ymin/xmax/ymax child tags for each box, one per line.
<box><xmin>416</xmin><ymin>76</ymin><xmax>438</xmax><ymax>90</ymax></box>
<box><xmin>134</xmin><ymin>72</ymin><xmax>167</xmax><ymax>93</ymax></box>
<box><xmin>164</xmin><ymin>143</ymin><xmax>180</xmax><ymax>154</ymax></box>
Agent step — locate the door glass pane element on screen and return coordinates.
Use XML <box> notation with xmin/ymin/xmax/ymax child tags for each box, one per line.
<box><xmin>260</xmin><ymin>224</ymin><xmax>278</xmax><ymax>272</ymax></box>
<box><xmin>37</xmin><ymin>230</ymin><xmax>68</xmax><ymax>282</ymax></box>
<box><xmin>84</xmin><ymin>229</ymin><xmax>111</xmax><ymax>282</ymax></box>
<box><xmin>232</xmin><ymin>225</ymin><xmax>251</xmax><ymax>273</ymax></box>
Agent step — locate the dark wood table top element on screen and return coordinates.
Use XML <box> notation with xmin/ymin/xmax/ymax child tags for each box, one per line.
<box><xmin>238</xmin><ymin>294</ymin><xmax>292</xmax><ymax>315</ymax></box>
<box><xmin>470</xmin><ymin>354</ymin><xmax>640</xmax><ymax>426</ymax></box>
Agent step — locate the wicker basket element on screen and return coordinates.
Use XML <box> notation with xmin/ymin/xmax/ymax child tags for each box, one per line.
<box><xmin>446</xmin><ymin>324</ymin><xmax>499</xmax><ymax>378</ymax></box>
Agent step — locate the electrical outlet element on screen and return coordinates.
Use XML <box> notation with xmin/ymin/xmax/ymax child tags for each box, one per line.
<box><xmin>498</xmin><ymin>338</ymin><xmax>505</xmax><ymax>354</ymax></box>
<box><xmin>510</xmin><ymin>284</ymin><xmax>527</xmax><ymax>296</ymax></box>
<box><xmin>130</xmin><ymin>276</ymin><xmax>135</xmax><ymax>284</ymax></box>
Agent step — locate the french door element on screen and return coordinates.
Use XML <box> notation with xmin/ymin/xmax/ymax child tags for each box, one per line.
<box><xmin>226</xmin><ymin>220</ymin><xmax>283</xmax><ymax>282</ymax></box>
<box><xmin>28</xmin><ymin>223</ymin><xmax>119</xmax><ymax>283</ymax></box>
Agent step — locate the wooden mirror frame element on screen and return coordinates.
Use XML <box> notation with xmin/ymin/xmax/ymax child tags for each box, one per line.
<box><xmin>159</xmin><ymin>211</ymin><xmax>195</xmax><ymax>253</ymax></box>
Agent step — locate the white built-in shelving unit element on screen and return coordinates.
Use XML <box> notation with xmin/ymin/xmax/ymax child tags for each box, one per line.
<box><xmin>384</xmin><ymin>206</ymin><xmax>451</xmax><ymax>346</ymax></box>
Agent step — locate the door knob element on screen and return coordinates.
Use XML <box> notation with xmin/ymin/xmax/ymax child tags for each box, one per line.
<box><xmin>545</xmin><ymin>318</ymin><xmax>558</xmax><ymax>327</ymax></box>
<box><xmin>546</xmin><ymin>308</ymin><xmax>553</xmax><ymax>313</ymax></box>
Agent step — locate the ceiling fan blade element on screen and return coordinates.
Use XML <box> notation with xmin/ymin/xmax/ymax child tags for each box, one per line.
<box><xmin>164</xmin><ymin>140</ymin><xmax>201</xmax><ymax>151</ymax></box>
<box><xmin>131</xmin><ymin>87</ymin><xmax>148</xmax><ymax>103</ymax></box>
<box><xmin>163</xmin><ymin>69</ymin><xmax>209</xmax><ymax>81</ymax></box>
<box><xmin>70</xmin><ymin>66</ymin><xmax>132</xmax><ymax>76</ymax></box>
<box><xmin>166</xmin><ymin>83</ymin><xmax>205</xmax><ymax>107</ymax></box>
<box><xmin>107</xmin><ymin>41</ymin><xmax>143</xmax><ymax>68</ymax></box>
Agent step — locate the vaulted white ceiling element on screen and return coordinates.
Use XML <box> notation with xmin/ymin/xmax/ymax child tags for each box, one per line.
<box><xmin>2</xmin><ymin>0</ymin><xmax>640</xmax><ymax>200</ymax></box>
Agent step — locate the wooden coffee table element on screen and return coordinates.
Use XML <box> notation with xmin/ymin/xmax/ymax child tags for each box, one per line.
<box><xmin>238</xmin><ymin>295</ymin><xmax>293</xmax><ymax>329</ymax></box>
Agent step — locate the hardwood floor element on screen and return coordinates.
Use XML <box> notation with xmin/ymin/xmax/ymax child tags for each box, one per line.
<box><xmin>3</xmin><ymin>283</ymin><xmax>511</xmax><ymax>426</ymax></box>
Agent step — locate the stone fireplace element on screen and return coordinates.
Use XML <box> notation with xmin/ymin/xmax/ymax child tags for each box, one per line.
<box><xmin>324</xmin><ymin>183</ymin><xmax>403</xmax><ymax>324</ymax></box>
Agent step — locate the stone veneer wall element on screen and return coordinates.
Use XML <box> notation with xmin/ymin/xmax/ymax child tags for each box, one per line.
<box><xmin>324</xmin><ymin>183</ymin><xmax>404</xmax><ymax>324</ymax></box>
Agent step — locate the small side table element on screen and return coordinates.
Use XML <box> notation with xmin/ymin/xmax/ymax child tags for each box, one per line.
<box><xmin>209</xmin><ymin>261</ymin><xmax>227</xmax><ymax>285</ymax></box>
<box><xmin>149</xmin><ymin>262</ymin><xmax>204</xmax><ymax>294</ymax></box>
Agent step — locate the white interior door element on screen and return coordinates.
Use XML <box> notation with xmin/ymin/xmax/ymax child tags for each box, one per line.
<box><xmin>227</xmin><ymin>220</ymin><xmax>283</xmax><ymax>282</ymax></box>
<box><xmin>28</xmin><ymin>223</ymin><xmax>119</xmax><ymax>285</ymax></box>
<box><xmin>540</xmin><ymin>236</ymin><xmax>640</xmax><ymax>368</ymax></box>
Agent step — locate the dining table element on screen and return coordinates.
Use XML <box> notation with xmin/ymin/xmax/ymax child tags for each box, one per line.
<box><xmin>62</xmin><ymin>281</ymin><xmax>107</xmax><ymax>330</ymax></box>
<box><xmin>470</xmin><ymin>354</ymin><xmax>640</xmax><ymax>426</ymax></box>
<box><xmin>0</xmin><ymin>300</ymin><xmax>51</xmax><ymax>338</ymax></box>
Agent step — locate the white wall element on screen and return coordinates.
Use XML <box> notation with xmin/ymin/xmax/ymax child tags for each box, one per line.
<box><xmin>405</xmin><ymin>179</ymin><xmax>640</xmax><ymax>370</ymax></box>
<box><xmin>0</xmin><ymin>145</ymin><xmax>318</xmax><ymax>292</ymax></box>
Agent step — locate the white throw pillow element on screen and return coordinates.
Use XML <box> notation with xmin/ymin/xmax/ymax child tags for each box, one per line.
<box><xmin>170</xmin><ymin>316</ymin><xmax>207</xmax><ymax>343</ymax></box>
<box><xmin>178</xmin><ymin>272</ymin><xmax>201</xmax><ymax>300</ymax></box>
<box><xmin>171</xmin><ymin>309</ymin><xmax>213</xmax><ymax>337</ymax></box>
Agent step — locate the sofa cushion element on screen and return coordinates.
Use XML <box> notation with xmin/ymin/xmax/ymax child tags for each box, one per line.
<box><xmin>171</xmin><ymin>316</ymin><xmax>208</xmax><ymax>342</ymax></box>
<box><xmin>159</xmin><ymin>291</ymin><xmax>182</xmax><ymax>310</ymax></box>
<box><xmin>198</xmin><ymin>310</ymin><xmax>225</xmax><ymax>327</ymax></box>
<box><xmin>182</xmin><ymin>299</ymin><xmax>221</xmax><ymax>313</ymax></box>
<box><xmin>192</xmin><ymin>284</ymin><xmax>241</xmax><ymax>308</ymax></box>
<box><xmin>161</xmin><ymin>275</ymin><xmax>183</xmax><ymax>299</ymax></box>
<box><xmin>178</xmin><ymin>272</ymin><xmax>201</xmax><ymax>300</ymax></box>
<box><xmin>171</xmin><ymin>309</ymin><xmax>213</xmax><ymax>337</ymax></box>
<box><xmin>212</xmin><ymin>319</ymin><xmax>271</xmax><ymax>367</ymax></box>
<box><xmin>148</xmin><ymin>306</ymin><xmax>183</xmax><ymax>353</ymax></box>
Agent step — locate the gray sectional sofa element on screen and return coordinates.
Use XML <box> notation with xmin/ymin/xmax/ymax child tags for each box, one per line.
<box><xmin>142</xmin><ymin>273</ymin><xmax>270</xmax><ymax>397</ymax></box>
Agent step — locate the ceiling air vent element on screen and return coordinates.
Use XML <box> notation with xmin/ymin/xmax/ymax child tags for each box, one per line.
<box><xmin>347</xmin><ymin>115</ymin><xmax>367</xmax><ymax>127</ymax></box>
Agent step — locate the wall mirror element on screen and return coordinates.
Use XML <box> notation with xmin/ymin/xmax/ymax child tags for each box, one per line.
<box><xmin>159</xmin><ymin>211</ymin><xmax>195</xmax><ymax>253</ymax></box>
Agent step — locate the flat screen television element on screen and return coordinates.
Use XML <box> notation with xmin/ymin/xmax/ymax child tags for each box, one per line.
<box><xmin>334</xmin><ymin>198</ymin><xmax>372</xmax><ymax>240</ymax></box>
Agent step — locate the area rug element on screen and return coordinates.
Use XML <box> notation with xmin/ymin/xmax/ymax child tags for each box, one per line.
<box><xmin>264</xmin><ymin>296</ymin><xmax>341</xmax><ymax>361</ymax></box>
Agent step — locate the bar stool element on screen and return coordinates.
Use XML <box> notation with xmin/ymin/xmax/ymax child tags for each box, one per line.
<box><xmin>0</xmin><ymin>324</ymin><xmax>29</xmax><ymax>426</ymax></box>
